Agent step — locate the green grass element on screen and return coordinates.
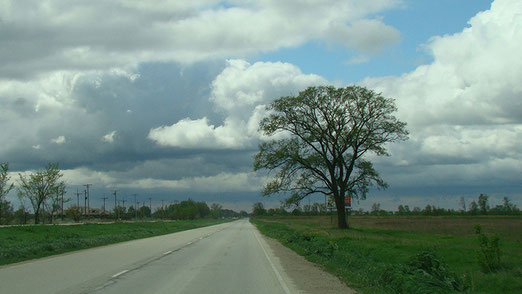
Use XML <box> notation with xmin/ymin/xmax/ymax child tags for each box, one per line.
<box><xmin>0</xmin><ymin>219</ymin><xmax>231</xmax><ymax>266</ymax></box>
<box><xmin>252</xmin><ymin>216</ymin><xmax>522</xmax><ymax>294</ymax></box>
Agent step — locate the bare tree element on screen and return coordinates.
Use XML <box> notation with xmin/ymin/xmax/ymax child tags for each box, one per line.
<box><xmin>17</xmin><ymin>163</ymin><xmax>64</xmax><ymax>224</ymax></box>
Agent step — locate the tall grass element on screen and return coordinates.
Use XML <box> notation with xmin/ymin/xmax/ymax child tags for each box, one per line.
<box><xmin>0</xmin><ymin>219</ymin><xmax>230</xmax><ymax>266</ymax></box>
<box><xmin>252</xmin><ymin>216</ymin><xmax>522</xmax><ymax>293</ymax></box>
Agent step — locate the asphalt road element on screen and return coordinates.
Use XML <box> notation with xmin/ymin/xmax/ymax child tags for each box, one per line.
<box><xmin>0</xmin><ymin>220</ymin><xmax>299</xmax><ymax>294</ymax></box>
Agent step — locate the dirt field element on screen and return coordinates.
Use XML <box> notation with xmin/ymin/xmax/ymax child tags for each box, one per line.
<box><xmin>263</xmin><ymin>215</ymin><xmax>522</xmax><ymax>241</ymax></box>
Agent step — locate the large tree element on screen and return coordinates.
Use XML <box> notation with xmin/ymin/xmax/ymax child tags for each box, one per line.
<box><xmin>17</xmin><ymin>163</ymin><xmax>65</xmax><ymax>224</ymax></box>
<box><xmin>0</xmin><ymin>162</ymin><xmax>15</xmax><ymax>225</ymax></box>
<box><xmin>254</xmin><ymin>85</ymin><xmax>408</xmax><ymax>229</ymax></box>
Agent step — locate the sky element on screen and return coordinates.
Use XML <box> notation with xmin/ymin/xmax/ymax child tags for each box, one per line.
<box><xmin>1</xmin><ymin>0</ymin><xmax>520</xmax><ymax>212</ymax></box>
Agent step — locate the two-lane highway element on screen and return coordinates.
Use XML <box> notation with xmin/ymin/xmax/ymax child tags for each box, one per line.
<box><xmin>0</xmin><ymin>220</ymin><xmax>300</xmax><ymax>294</ymax></box>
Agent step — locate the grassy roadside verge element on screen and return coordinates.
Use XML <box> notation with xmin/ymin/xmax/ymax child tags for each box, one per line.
<box><xmin>0</xmin><ymin>219</ymin><xmax>232</xmax><ymax>266</ymax></box>
<box><xmin>252</xmin><ymin>216</ymin><xmax>522</xmax><ymax>293</ymax></box>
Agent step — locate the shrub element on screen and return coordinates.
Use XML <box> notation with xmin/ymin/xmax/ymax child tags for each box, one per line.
<box><xmin>474</xmin><ymin>224</ymin><xmax>501</xmax><ymax>272</ymax></box>
<box><xmin>406</xmin><ymin>251</ymin><xmax>470</xmax><ymax>292</ymax></box>
<box><xmin>65</xmin><ymin>207</ymin><xmax>81</xmax><ymax>222</ymax></box>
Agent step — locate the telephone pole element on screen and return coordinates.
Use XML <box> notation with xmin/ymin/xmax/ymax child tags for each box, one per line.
<box><xmin>101</xmin><ymin>196</ymin><xmax>108</xmax><ymax>215</ymax></box>
<box><xmin>161</xmin><ymin>200</ymin><xmax>164</xmax><ymax>220</ymax></box>
<box><xmin>122</xmin><ymin>197</ymin><xmax>126</xmax><ymax>218</ymax></box>
<box><xmin>149</xmin><ymin>197</ymin><xmax>152</xmax><ymax>217</ymax></box>
<box><xmin>61</xmin><ymin>189</ymin><xmax>65</xmax><ymax>221</ymax></box>
<box><xmin>133</xmin><ymin>194</ymin><xmax>137</xmax><ymax>220</ymax></box>
<box><xmin>84</xmin><ymin>189</ymin><xmax>87</xmax><ymax>216</ymax></box>
<box><xmin>113</xmin><ymin>190</ymin><xmax>118</xmax><ymax>220</ymax></box>
<box><xmin>83</xmin><ymin>184</ymin><xmax>92</xmax><ymax>217</ymax></box>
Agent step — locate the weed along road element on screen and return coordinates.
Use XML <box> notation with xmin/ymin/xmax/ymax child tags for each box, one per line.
<box><xmin>0</xmin><ymin>220</ymin><xmax>299</xmax><ymax>294</ymax></box>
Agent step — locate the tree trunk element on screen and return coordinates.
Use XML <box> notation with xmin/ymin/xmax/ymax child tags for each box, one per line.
<box><xmin>34</xmin><ymin>210</ymin><xmax>40</xmax><ymax>224</ymax></box>
<box><xmin>335</xmin><ymin>197</ymin><xmax>349</xmax><ymax>229</ymax></box>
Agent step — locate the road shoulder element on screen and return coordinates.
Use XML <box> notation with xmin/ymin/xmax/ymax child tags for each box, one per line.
<box><xmin>261</xmin><ymin>233</ymin><xmax>357</xmax><ymax>294</ymax></box>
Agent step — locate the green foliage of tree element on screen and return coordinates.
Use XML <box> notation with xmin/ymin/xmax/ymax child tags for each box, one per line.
<box><xmin>252</xmin><ymin>202</ymin><xmax>267</xmax><ymax>216</ymax></box>
<box><xmin>45</xmin><ymin>182</ymin><xmax>67</xmax><ymax>224</ymax></box>
<box><xmin>65</xmin><ymin>206</ymin><xmax>81</xmax><ymax>222</ymax></box>
<box><xmin>17</xmin><ymin>163</ymin><xmax>65</xmax><ymax>224</ymax></box>
<box><xmin>0</xmin><ymin>162</ymin><xmax>15</xmax><ymax>225</ymax></box>
<box><xmin>210</xmin><ymin>203</ymin><xmax>223</xmax><ymax>219</ymax></box>
<box><xmin>196</xmin><ymin>201</ymin><xmax>210</xmax><ymax>218</ymax></box>
<box><xmin>478</xmin><ymin>193</ymin><xmax>489</xmax><ymax>215</ymax></box>
<box><xmin>0</xmin><ymin>200</ymin><xmax>14</xmax><ymax>224</ymax></box>
<box><xmin>469</xmin><ymin>200</ymin><xmax>479</xmax><ymax>216</ymax></box>
<box><xmin>254</xmin><ymin>85</ymin><xmax>408</xmax><ymax>229</ymax></box>
<box><xmin>162</xmin><ymin>199</ymin><xmax>211</xmax><ymax>220</ymax></box>
<box><xmin>14</xmin><ymin>206</ymin><xmax>29</xmax><ymax>224</ymax></box>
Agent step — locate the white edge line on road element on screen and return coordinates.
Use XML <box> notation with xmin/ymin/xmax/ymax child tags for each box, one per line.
<box><xmin>111</xmin><ymin>269</ymin><xmax>129</xmax><ymax>278</ymax></box>
<box><xmin>163</xmin><ymin>250</ymin><xmax>173</xmax><ymax>255</ymax></box>
<box><xmin>253</xmin><ymin>229</ymin><xmax>292</xmax><ymax>294</ymax></box>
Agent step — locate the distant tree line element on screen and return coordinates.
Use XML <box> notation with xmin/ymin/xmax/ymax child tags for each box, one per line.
<box><xmin>0</xmin><ymin>161</ymin><xmax>248</xmax><ymax>225</ymax></box>
<box><xmin>252</xmin><ymin>194</ymin><xmax>520</xmax><ymax>217</ymax></box>
<box><xmin>367</xmin><ymin>194</ymin><xmax>519</xmax><ymax>217</ymax></box>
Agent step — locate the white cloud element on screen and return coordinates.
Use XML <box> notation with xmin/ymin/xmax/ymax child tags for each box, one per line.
<box><xmin>1</xmin><ymin>0</ymin><xmax>401</xmax><ymax>80</ymax></box>
<box><xmin>361</xmin><ymin>0</ymin><xmax>522</xmax><ymax>190</ymax></box>
<box><xmin>346</xmin><ymin>55</ymin><xmax>370</xmax><ymax>65</ymax></box>
<box><xmin>102</xmin><ymin>131</ymin><xmax>117</xmax><ymax>143</ymax></box>
<box><xmin>148</xmin><ymin>117</ymin><xmax>243</xmax><ymax>149</ymax></box>
<box><xmin>61</xmin><ymin>167</ymin><xmax>118</xmax><ymax>187</ymax></box>
<box><xmin>148</xmin><ymin>60</ymin><xmax>326</xmax><ymax>149</ymax></box>
<box><xmin>51</xmin><ymin>135</ymin><xmax>66</xmax><ymax>144</ymax></box>
<box><xmin>117</xmin><ymin>171</ymin><xmax>264</xmax><ymax>193</ymax></box>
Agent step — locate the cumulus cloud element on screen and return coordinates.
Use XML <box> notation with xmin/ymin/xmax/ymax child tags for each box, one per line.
<box><xmin>0</xmin><ymin>0</ymin><xmax>400</xmax><ymax>80</ymax></box>
<box><xmin>51</xmin><ymin>136</ymin><xmax>66</xmax><ymax>145</ymax></box>
<box><xmin>362</xmin><ymin>0</ymin><xmax>522</xmax><ymax>194</ymax></box>
<box><xmin>117</xmin><ymin>171</ymin><xmax>264</xmax><ymax>193</ymax></box>
<box><xmin>148</xmin><ymin>60</ymin><xmax>327</xmax><ymax>149</ymax></box>
<box><xmin>102</xmin><ymin>131</ymin><xmax>117</xmax><ymax>143</ymax></box>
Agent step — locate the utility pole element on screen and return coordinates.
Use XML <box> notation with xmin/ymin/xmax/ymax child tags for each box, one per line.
<box><xmin>84</xmin><ymin>189</ymin><xmax>87</xmax><ymax>217</ymax></box>
<box><xmin>101</xmin><ymin>196</ymin><xmax>108</xmax><ymax>216</ymax></box>
<box><xmin>133</xmin><ymin>194</ymin><xmax>137</xmax><ymax>220</ymax></box>
<box><xmin>61</xmin><ymin>189</ymin><xmax>65</xmax><ymax>221</ymax></box>
<box><xmin>149</xmin><ymin>197</ymin><xmax>152</xmax><ymax>218</ymax></box>
<box><xmin>83</xmin><ymin>184</ymin><xmax>92</xmax><ymax>217</ymax></box>
<box><xmin>122</xmin><ymin>197</ymin><xmax>126</xmax><ymax>218</ymax></box>
<box><xmin>113</xmin><ymin>190</ymin><xmax>118</xmax><ymax>220</ymax></box>
<box><xmin>161</xmin><ymin>200</ymin><xmax>164</xmax><ymax>220</ymax></box>
<box><xmin>76</xmin><ymin>187</ymin><xmax>81</xmax><ymax>221</ymax></box>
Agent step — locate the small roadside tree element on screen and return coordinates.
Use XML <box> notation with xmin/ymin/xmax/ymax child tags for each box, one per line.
<box><xmin>478</xmin><ymin>193</ymin><xmax>489</xmax><ymax>215</ymax></box>
<box><xmin>254</xmin><ymin>86</ymin><xmax>408</xmax><ymax>228</ymax></box>
<box><xmin>45</xmin><ymin>182</ymin><xmax>67</xmax><ymax>224</ymax></box>
<box><xmin>17</xmin><ymin>163</ymin><xmax>65</xmax><ymax>224</ymax></box>
<box><xmin>252</xmin><ymin>202</ymin><xmax>267</xmax><ymax>216</ymax></box>
<box><xmin>0</xmin><ymin>162</ymin><xmax>15</xmax><ymax>225</ymax></box>
<box><xmin>210</xmin><ymin>203</ymin><xmax>223</xmax><ymax>219</ymax></box>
